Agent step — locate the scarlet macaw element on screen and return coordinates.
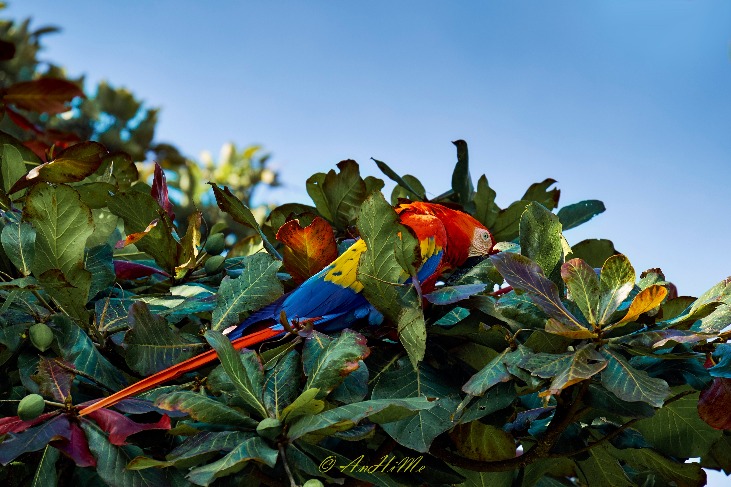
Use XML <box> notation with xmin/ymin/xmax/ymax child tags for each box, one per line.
<box><xmin>78</xmin><ymin>201</ymin><xmax>494</xmax><ymax>416</ymax></box>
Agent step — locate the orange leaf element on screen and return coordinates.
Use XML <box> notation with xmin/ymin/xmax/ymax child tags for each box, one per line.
<box><xmin>115</xmin><ymin>219</ymin><xmax>159</xmax><ymax>249</ymax></box>
<box><xmin>610</xmin><ymin>284</ymin><xmax>668</xmax><ymax>329</ymax></box>
<box><xmin>276</xmin><ymin>216</ymin><xmax>338</xmax><ymax>284</ymax></box>
<box><xmin>4</xmin><ymin>78</ymin><xmax>84</xmax><ymax>114</ymax></box>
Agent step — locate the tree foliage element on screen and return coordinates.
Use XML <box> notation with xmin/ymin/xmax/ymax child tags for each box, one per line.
<box><xmin>1</xmin><ymin>7</ymin><xmax>730</xmax><ymax>487</ymax></box>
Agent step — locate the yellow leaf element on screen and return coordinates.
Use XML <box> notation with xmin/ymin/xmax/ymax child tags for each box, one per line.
<box><xmin>545</xmin><ymin>318</ymin><xmax>597</xmax><ymax>339</ymax></box>
<box><xmin>610</xmin><ymin>285</ymin><xmax>668</xmax><ymax>330</ymax></box>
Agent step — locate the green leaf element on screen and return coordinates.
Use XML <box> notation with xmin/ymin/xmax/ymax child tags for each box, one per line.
<box><xmin>304</xmin><ymin>329</ymin><xmax>370</xmax><ymax>398</ymax></box>
<box><xmin>162</xmin><ymin>431</ymin><xmax>252</xmax><ymax>469</ymax></box>
<box><xmin>211</xmin><ymin>252</ymin><xmax>283</xmax><ymax>331</ymax></box>
<box><xmin>372</xmin><ymin>158</ymin><xmax>425</xmax><ymax>200</ymax></box>
<box><xmin>124</xmin><ymin>302</ymin><xmax>204</xmax><ymax>375</ymax></box>
<box><xmin>371</xmin><ymin>360</ymin><xmax>461</xmax><ymax>452</ymax></box>
<box><xmin>557</xmin><ymin>200</ymin><xmax>606</xmax><ymax>230</ymax></box>
<box><xmin>263</xmin><ymin>349</ymin><xmax>299</xmax><ymax>418</ymax></box>
<box><xmin>155</xmin><ymin>391</ymin><xmax>258</xmax><ymax>428</ymax></box>
<box><xmin>520</xmin><ymin>344</ymin><xmax>606</xmax><ymax>394</ymax></box>
<box><xmin>24</xmin><ymin>184</ymin><xmax>94</xmax><ymax>317</ymax></box>
<box><xmin>522</xmin><ymin>178</ymin><xmax>560</xmax><ymax>210</ymax></box>
<box><xmin>491</xmin><ymin>200</ymin><xmax>531</xmax><ymax>242</ymax></box>
<box><xmin>204</xmin><ymin>330</ymin><xmax>267</xmax><ymax>419</ymax></box>
<box><xmin>1</xmin><ymin>221</ymin><xmax>35</xmax><ymax>276</ymax></box>
<box><xmin>80</xmin><ymin>420</ymin><xmax>168</xmax><ymax>487</ymax></box>
<box><xmin>280</xmin><ymin>388</ymin><xmax>324</xmax><ymax>423</ymax></box>
<box><xmin>597</xmin><ymin>254</ymin><xmax>636</xmax><ymax>325</ymax></box>
<box><xmin>569</xmin><ymin>238</ymin><xmax>617</xmax><ymax>268</ymax></box>
<box><xmin>305</xmin><ymin>160</ymin><xmax>370</xmax><ymax>230</ymax></box>
<box><xmin>390</xmin><ymin>174</ymin><xmax>426</xmax><ymax>205</ymax></box>
<box><xmin>612</xmin><ymin>446</ymin><xmax>706</xmax><ymax>487</ymax></box>
<box><xmin>634</xmin><ymin>390</ymin><xmax>722</xmax><ymax>458</ymax></box>
<box><xmin>30</xmin><ymin>445</ymin><xmax>59</xmax><ymax>487</ymax></box>
<box><xmin>458</xmin><ymin>382</ymin><xmax>517</xmax><ymax>424</ymax></box>
<box><xmin>50</xmin><ymin>315</ymin><xmax>127</xmax><ymax>391</ymax></box>
<box><xmin>356</xmin><ymin>191</ymin><xmax>424</xmax><ymax>366</ymax></box>
<box><xmin>186</xmin><ymin>437</ymin><xmax>278</xmax><ymax>486</ymax></box>
<box><xmin>473</xmin><ymin>175</ymin><xmax>500</xmax><ymax>228</ymax></box>
<box><xmin>451</xmin><ymin>139</ymin><xmax>474</xmax><ymax>207</ymax></box>
<box><xmin>575</xmin><ymin>444</ymin><xmax>632</xmax><ymax>487</ymax></box>
<box><xmin>449</xmin><ymin>421</ymin><xmax>515</xmax><ymax>461</ymax></box>
<box><xmin>520</xmin><ymin>202</ymin><xmax>564</xmax><ymax>289</ymax></box>
<box><xmin>287</xmin><ymin>397</ymin><xmax>435</xmax><ymax>440</ymax></box>
<box><xmin>462</xmin><ymin>349</ymin><xmax>511</xmax><ymax>396</ymax></box>
<box><xmin>106</xmin><ymin>190</ymin><xmax>180</xmax><ymax>273</ymax></box>
<box><xmin>600</xmin><ymin>347</ymin><xmax>669</xmax><ymax>407</ymax></box>
<box><xmin>1</xmin><ymin>144</ymin><xmax>26</xmax><ymax>194</ymax></box>
<box><xmin>453</xmin><ymin>251</ymin><xmax>503</xmax><ymax>287</ymax></box>
<box><xmin>561</xmin><ymin>258</ymin><xmax>600</xmax><ymax>325</ymax></box>
<box><xmin>453</xmin><ymin>468</ymin><xmax>513</xmax><ymax>487</ymax></box>
<box><xmin>84</xmin><ymin>244</ymin><xmax>115</xmax><ymax>298</ymax></box>
<box><xmin>331</xmin><ymin>360</ymin><xmax>368</xmax><ymax>403</ymax></box>
<box><xmin>210</xmin><ymin>182</ymin><xmax>281</xmax><ymax>260</ymax></box>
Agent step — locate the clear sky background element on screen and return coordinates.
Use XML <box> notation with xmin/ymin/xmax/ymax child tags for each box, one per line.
<box><xmin>5</xmin><ymin>1</ymin><xmax>731</xmax><ymax>483</ymax></box>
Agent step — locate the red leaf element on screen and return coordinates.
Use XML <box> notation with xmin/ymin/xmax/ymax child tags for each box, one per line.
<box><xmin>276</xmin><ymin>216</ymin><xmax>338</xmax><ymax>284</ymax></box>
<box><xmin>699</xmin><ymin>377</ymin><xmax>731</xmax><ymax>430</ymax></box>
<box><xmin>151</xmin><ymin>162</ymin><xmax>175</xmax><ymax>221</ymax></box>
<box><xmin>23</xmin><ymin>140</ymin><xmax>49</xmax><ymax>162</ymax></box>
<box><xmin>52</xmin><ymin>421</ymin><xmax>96</xmax><ymax>467</ymax></box>
<box><xmin>33</xmin><ymin>357</ymin><xmax>75</xmax><ymax>402</ymax></box>
<box><xmin>6</xmin><ymin>106</ymin><xmax>43</xmax><ymax>134</ymax></box>
<box><xmin>0</xmin><ymin>413</ymin><xmax>70</xmax><ymax>466</ymax></box>
<box><xmin>4</xmin><ymin>78</ymin><xmax>84</xmax><ymax>114</ymax></box>
<box><xmin>85</xmin><ymin>408</ymin><xmax>171</xmax><ymax>445</ymax></box>
<box><xmin>0</xmin><ymin>411</ymin><xmax>60</xmax><ymax>435</ymax></box>
<box><xmin>113</xmin><ymin>260</ymin><xmax>170</xmax><ymax>279</ymax></box>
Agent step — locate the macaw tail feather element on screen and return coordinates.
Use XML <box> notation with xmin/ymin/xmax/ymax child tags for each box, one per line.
<box><xmin>77</xmin><ymin>326</ymin><xmax>283</xmax><ymax>417</ymax></box>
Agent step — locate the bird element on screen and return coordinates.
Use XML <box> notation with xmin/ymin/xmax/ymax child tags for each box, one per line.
<box><xmin>78</xmin><ymin>201</ymin><xmax>494</xmax><ymax>416</ymax></box>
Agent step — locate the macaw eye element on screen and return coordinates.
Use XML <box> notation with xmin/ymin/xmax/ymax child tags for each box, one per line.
<box><xmin>481</xmin><ymin>232</ymin><xmax>490</xmax><ymax>241</ymax></box>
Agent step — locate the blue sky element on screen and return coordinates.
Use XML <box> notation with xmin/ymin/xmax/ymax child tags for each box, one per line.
<box><xmin>7</xmin><ymin>1</ymin><xmax>731</xmax><ymax>301</ymax></box>
<box><xmin>5</xmin><ymin>1</ymin><xmax>731</xmax><ymax>483</ymax></box>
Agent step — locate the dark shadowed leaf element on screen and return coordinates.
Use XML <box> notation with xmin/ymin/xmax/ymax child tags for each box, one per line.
<box><xmin>585</xmin><ymin>384</ymin><xmax>655</xmax><ymax>418</ymax></box>
<box><xmin>263</xmin><ymin>349</ymin><xmax>300</xmax><ymax>418</ymax></box>
<box><xmin>451</xmin><ymin>140</ymin><xmax>474</xmax><ymax>207</ymax></box>
<box><xmin>205</xmin><ymin>331</ymin><xmax>267</xmax><ymax>418</ymax></box>
<box><xmin>155</xmin><ymin>391</ymin><xmax>257</xmax><ymax>428</ymax></box>
<box><xmin>371</xmin><ymin>360</ymin><xmax>461</xmax><ymax>452</ymax></box>
<box><xmin>450</xmin><ymin>421</ymin><xmax>515</xmax><ymax>462</ymax></box>
<box><xmin>373</xmin><ymin>158</ymin><xmax>425</xmax><ymax>200</ymax></box>
<box><xmin>457</xmin><ymin>382</ymin><xmax>516</xmax><ymax>424</ymax></box>
<box><xmin>600</xmin><ymin>348</ymin><xmax>669</xmax><ymax>408</ymax></box>
<box><xmin>85</xmin><ymin>244</ymin><xmax>115</xmax><ymax>298</ymax></box>
<box><xmin>5</xmin><ymin>78</ymin><xmax>84</xmax><ymax>114</ymax></box>
<box><xmin>634</xmin><ymin>391</ymin><xmax>722</xmax><ymax>457</ymax></box>
<box><xmin>612</xmin><ymin>446</ymin><xmax>705</xmax><ymax>487</ymax></box>
<box><xmin>303</xmin><ymin>329</ymin><xmax>370</xmax><ymax>398</ymax></box>
<box><xmin>462</xmin><ymin>349</ymin><xmax>511</xmax><ymax>396</ymax></box>
<box><xmin>33</xmin><ymin>357</ymin><xmax>74</xmax><ymax>402</ymax></box>
<box><xmin>186</xmin><ymin>437</ymin><xmax>278</xmax><ymax>486</ymax></box>
<box><xmin>1</xmin><ymin>220</ymin><xmax>35</xmax><ymax>276</ymax></box>
<box><xmin>80</xmin><ymin>420</ymin><xmax>168</xmax><ymax>487</ymax></box>
<box><xmin>575</xmin><ymin>444</ymin><xmax>632</xmax><ymax>487</ymax></box>
<box><xmin>424</xmin><ymin>284</ymin><xmax>487</xmax><ymax>305</ymax></box>
<box><xmin>520</xmin><ymin>345</ymin><xmax>606</xmax><ymax>395</ymax></box>
<box><xmin>50</xmin><ymin>315</ymin><xmax>126</xmax><ymax>390</ymax></box>
<box><xmin>557</xmin><ymin>200</ymin><xmax>606</xmax><ymax>231</ymax></box>
<box><xmin>113</xmin><ymin>260</ymin><xmax>169</xmax><ymax>280</ymax></box>
<box><xmin>276</xmin><ymin>216</ymin><xmax>338</xmax><ymax>284</ymax></box>
<box><xmin>124</xmin><ymin>302</ymin><xmax>205</xmax><ymax>375</ymax></box>
<box><xmin>212</xmin><ymin>252</ymin><xmax>282</xmax><ymax>331</ymax></box>
<box><xmin>0</xmin><ymin>413</ymin><xmax>70</xmax><ymax>466</ymax></box>
<box><xmin>30</xmin><ymin>445</ymin><xmax>60</xmax><ymax>487</ymax></box>
<box><xmin>570</xmin><ymin>239</ymin><xmax>617</xmax><ymax>268</ymax></box>
<box><xmin>287</xmin><ymin>397</ymin><xmax>435</xmax><ymax>440</ymax></box>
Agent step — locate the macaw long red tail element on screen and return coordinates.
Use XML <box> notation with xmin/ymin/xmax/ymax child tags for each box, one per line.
<box><xmin>77</xmin><ymin>326</ymin><xmax>283</xmax><ymax>417</ymax></box>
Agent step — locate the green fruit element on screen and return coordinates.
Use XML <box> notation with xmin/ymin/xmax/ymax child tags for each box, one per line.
<box><xmin>29</xmin><ymin>323</ymin><xmax>54</xmax><ymax>352</ymax></box>
<box><xmin>209</xmin><ymin>221</ymin><xmax>227</xmax><ymax>235</ymax></box>
<box><xmin>17</xmin><ymin>394</ymin><xmax>45</xmax><ymax>421</ymax></box>
<box><xmin>256</xmin><ymin>417</ymin><xmax>283</xmax><ymax>440</ymax></box>
<box><xmin>205</xmin><ymin>255</ymin><xmax>226</xmax><ymax>274</ymax></box>
<box><xmin>303</xmin><ymin>480</ymin><xmax>324</xmax><ymax>487</ymax></box>
<box><xmin>204</xmin><ymin>233</ymin><xmax>226</xmax><ymax>255</ymax></box>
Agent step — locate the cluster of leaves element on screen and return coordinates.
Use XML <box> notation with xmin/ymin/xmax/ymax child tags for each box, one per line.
<box><xmin>1</xmin><ymin>117</ymin><xmax>730</xmax><ymax>486</ymax></box>
<box><xmin>0</xmin><ymin>8</ymin><xmax>279</xmax><ymax>242</ymax></box>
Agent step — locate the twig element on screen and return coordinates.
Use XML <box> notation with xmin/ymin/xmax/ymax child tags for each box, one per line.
<box><xmin>278</xmin><ymin>443</ymin><xmax>298</xmax><ymax>487</ymax></box>
<box><xmin>53</xmin><ymin>359</ymin><xmax>116</xmax><ymax>393</ymax></box>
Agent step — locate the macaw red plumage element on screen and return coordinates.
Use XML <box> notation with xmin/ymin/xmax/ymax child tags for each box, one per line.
<box><xmin>78</xmin><ymin>201</ymin><xmax>493</xmax><ymax>416</ymax></box>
